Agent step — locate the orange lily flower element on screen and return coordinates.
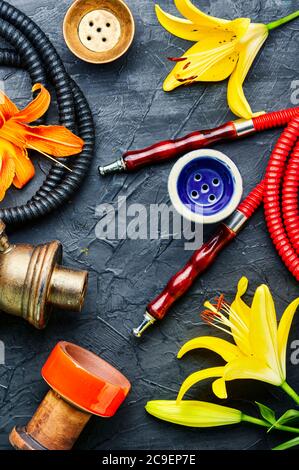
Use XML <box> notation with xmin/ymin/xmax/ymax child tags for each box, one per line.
<box><xmin>0</xmin><ymin>83</ymin><xmax>84</xmax><ymax>201</ymax></box>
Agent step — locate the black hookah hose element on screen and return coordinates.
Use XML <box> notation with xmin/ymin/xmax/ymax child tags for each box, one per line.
<box><xmin>0</xmin><ymin>1</ymin><xmax>95</xmax><ymax>226</ymax></box>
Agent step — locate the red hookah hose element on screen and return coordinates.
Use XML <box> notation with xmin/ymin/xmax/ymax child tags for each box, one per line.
<box><xmin>133</xmin><ymin>107</ymin><xmax>299</xmax><ymax>336</ymax></box>
<box><xmin>238</xmin><ymin>113</ymin><xmax>299</xmax><ymax>280</ymax></box>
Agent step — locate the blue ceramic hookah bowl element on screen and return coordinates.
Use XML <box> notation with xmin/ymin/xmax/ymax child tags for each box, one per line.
<box><xmin>168</xmin><ymin>149</ymin><xmax>243</xmax><ymax>224</ymax></box>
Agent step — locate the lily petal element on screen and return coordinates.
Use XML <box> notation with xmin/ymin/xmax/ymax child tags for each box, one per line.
<box><xmin>163</xmin><ymin>18</ymin><xmax>250</xmax><ymax>91</ymax></box>
<box><xmin>156</xmin><ymin>5</ymin><xmax>247</xmax><ymax>43</ymax></box>
<box><xmin>155</xmin><ymin>5</ymin><xmax>202</xmax><ymax>41</ymax></box>
<box><xmin>164</xmin><ymin>41</ymin><xmax>236</xmax><ymax>90</ymax></box>
<box><xmin>223</xmin><ymin>356</ymin><xmax>283</xmax><ymax>386</ymax></box>
<box><xmin>174</xmin><ymin>0</ymin><xmax>229</xmax><ymax>26</ymax></box>
<box><xmin>0</xmin><ymin>89</ymin><xmax>19</xmax><ymax>123</ymax></box>
<box><xmin>146</xmin><ymin>400</ymin><xmax>242</xmax><ymax>427</ymax></box>
<box><xmin>0</xmin><ymin>83</ymin><xmax>84</xmax><ymax>201</ymax></box>
<box><xmin>278</xmin><ymin>297</ymin><xmax>299</xmax><ymax>378</ymax></box>
<box><xmin>250</xmin><ymin>284</ymin><xmax>282</xmax><ymax>378</ymax></box>
<box><xmin>231</xmin><ymin>277</ymin><xmax>251</xmax><ymax>328</ymax></box>
<box><xmin>0</xmin><ymin>139</ymin><xmax>35</xmax><ymax>189</ymax></box>
<box><xmin>0</xmin><ymin>147</ymin><xmax>15</xmax><ymax>201</ymax></box>
<box><xmin>229</xmin><ymin>277</ymin><xmax>251</xmax><ymax>355</ymax></box>
<box><xmin>212</xmin><ymin>378</ymin><xmax>228</xmax><ymax>399</ymax></box>
<box><xmin>177</xmin><ymin>336</ymin><xmax>240</xmax><ymax>362</ymax></box>
<box><xmin>8</xmin><ymin>122</ymin><xmax>84</xmax><ymax>157</ymax></box>
<box><xmin>177</xmin><ymin>366</ymin><xmax>225</xmax><ymax>402</ymax></box>
<box><xmin>227</xmin><ymin>23</ymin><xmax>268</xmax><ymax>118</ymax></box>
<box><xmin>12</xmin><ymin>84</ymin><xmax>51</xmax><ymax>123</ymax></box>
<box><xmin>12</xmin><ymin>148</ymin><xmax>35</xmax><ymax>189</ymax></box>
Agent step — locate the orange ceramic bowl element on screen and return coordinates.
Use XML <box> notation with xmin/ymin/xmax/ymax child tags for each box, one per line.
<box><xmin>42</xmin><ymin>341</ymin><xmax>131</xmax><ymax>417</ymax></box>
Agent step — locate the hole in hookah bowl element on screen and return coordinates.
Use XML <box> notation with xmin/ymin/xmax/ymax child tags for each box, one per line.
<box><xmin>191</xmin><ymin>190</ymin><xmax>199</xmax><ymax>198</ymax></box>
<box><xmin>212</xmin><ymin>178</ymin><xmax>220</xmax><ymax>186</ymax></box>
<box><xmin>209</xmin><ymin>194</ymin><xmax>216</xmax><ymax>202</ymax></box>
<box><xmin>201</xmin><ymin>184</ymin><xmax>209</xmax><ymax>193</ymax></box>
<box><xmin>194</xmin><ymin>173</ymin><xmax>202</xmax><ymax>181</ymax></box>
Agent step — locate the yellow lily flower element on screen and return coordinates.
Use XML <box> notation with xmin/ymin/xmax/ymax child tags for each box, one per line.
<box><xmin>177</xmin><ymin>277</ymin><xmax>299</xmax><ymax>403</ymax></box>
<box><xmin>146</xmin><ymin>400</ymin><xmax>242</xmax><ymax>427</ymax></box>
<box><xmin>227</xmin><ymin>23</ymin><xmax>268</xmax><ymax>119</ymax></box>
<box><xmin>156</xmin><ymin>0</ymin><xmax>299</xmax><ymax>118</ymax></box>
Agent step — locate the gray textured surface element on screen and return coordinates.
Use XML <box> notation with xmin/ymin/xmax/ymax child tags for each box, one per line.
<box><xmin>0</xmin><ymin>0</ymin><xmax>299</xmax><ymax>450</ymax></box>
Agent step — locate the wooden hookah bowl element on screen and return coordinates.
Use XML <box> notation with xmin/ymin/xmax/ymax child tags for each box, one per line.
<box><xmin>63</xmin><ymin>0</ymin><xmax>135</xmax><ymax>63</ymax></box>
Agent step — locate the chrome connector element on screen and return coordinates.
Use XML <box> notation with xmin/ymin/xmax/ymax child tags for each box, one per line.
<box><xmin>234</xmin><ymin>118</ymin><xmax>255</xmax><ymax>137</ymax></box>
<box><xmin>225</xmin><ymin>210</ymin><xmax>248</xmax><ymax>234</ymax></box>
<box><xmin>133</xmin><ymin>312</ymin><xmax>156</xmax><ymax>338</ymax></box>
<box><xmin>98</xmin><ymin>158</ymin><xmax>126</xmax><ymax>176</ymax></box>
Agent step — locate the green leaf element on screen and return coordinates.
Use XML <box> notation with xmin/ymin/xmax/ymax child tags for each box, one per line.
<box><xmin>256</xmin><ymin>402</ymin><xmax>276</xmax><ymax>424</ymax></box>
<box><xmin>273</xmin><ymin>436</ymin><xmax>299</xmax><ymax>451</ymax></box>
<box><xmin>268</xmin><ymin>409</ymin><xmax>299</xmax><ymax>432</ymax></box>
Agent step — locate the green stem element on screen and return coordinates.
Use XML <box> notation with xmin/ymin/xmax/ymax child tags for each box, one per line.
<box><xmin>243</xmin><ymin>414</ymin><xmax>299</xmax><ymax>435</ymax></box>
<box><xmin>267</xmin><ymin>10</ymin><xmax>299</xmax><ymax>31</ymax></box>
<box><xmin>281</xmin><ymin>382</ymin><xmax>299</xmax><ymax>405</ymax></box>
<box><xmin>274</xmin><ymin>424</ymin><xmax>299</xmax><ymax>434</ymax></box>
<box><xmin>242</xmin><ymin>414</ymin><xmax>269</xmax><ymax>428</ymax></box>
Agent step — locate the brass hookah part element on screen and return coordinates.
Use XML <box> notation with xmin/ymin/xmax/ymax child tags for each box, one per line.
<box><xmin>0</xmin><ymin>220</ymin><xmax>88</xmax><ymax>329</ymax></box>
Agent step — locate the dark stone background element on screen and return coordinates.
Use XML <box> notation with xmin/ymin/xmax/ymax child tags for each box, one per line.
<box><xmin>0</xmin><ymin>0</ymin><xmax>299</xmax><ymax>450</ymax></box>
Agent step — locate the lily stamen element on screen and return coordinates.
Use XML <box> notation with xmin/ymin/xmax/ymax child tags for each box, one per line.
<box><xmin>202</xmin><ymin>299</ymin><xmax>247</xmax><ymax>344</ymax></box>
<box><xmin>28</xmin><ymin>145</ymin><xmax>73</xmax><ymax>173</ymax></box>
<box><xmin>202</xmin><ymin>307</ymin><xmax>239</xmax><ymax>339</ymax></box>
<box><xmin>220</xmin><ymin>302</ymin><xmax>249</xmax><ymax>331</ymax></box>
<box><xmin>201</xmin><ymin>312</ymin><xmax>243</xmax><ymax>342</ymax></box>
<box><xmin>168</xmin><ymin>57</ymin><xmax>187</xmax><ymax>62</ymax></box>
<box><xmin>176</xmin><ymin>75</ymin><xmax>198</xmax><ymax>82</ymax></box>
<box><xmin>183</xmin><ymin>61</ymin><xmax>191</xmax><ymax>70</ymax></box>
<box><xmin>207</xmin><ymin>294</ymin><xmax>249</xmax><ymax>332</ymax></box>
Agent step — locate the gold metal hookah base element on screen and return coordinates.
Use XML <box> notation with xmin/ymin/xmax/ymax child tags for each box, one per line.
<box><xmin>0</xmin><ymin>220</ymin><xmax>88</xmax><ymax>329</ymax></box>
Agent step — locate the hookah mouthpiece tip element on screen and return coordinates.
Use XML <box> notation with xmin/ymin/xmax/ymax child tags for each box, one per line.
<box><xmin>133</xmin><ymin>312</ymin><xmax>156</xmax><ymax>338</ymax></box>
<box><xmin>99</xmin><ymin>158</ymin><xmax>126</xmax><ymax>176</ymax></box>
